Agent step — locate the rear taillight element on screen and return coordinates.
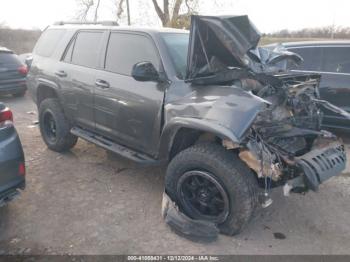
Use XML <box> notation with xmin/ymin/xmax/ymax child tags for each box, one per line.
<box><xmin>0</xmin><ymin>107</ymin><xmax>13</xmax><ymax>127</ymax></box>
<box><xmin>18</xmin><ymin>65</ymin><xmax>28</xmax><ymax>76</ymax></box>
<box><xmin>18</xmin><ymin>162</ymin><xmax>26</xmax><ymax>176</ymax></box>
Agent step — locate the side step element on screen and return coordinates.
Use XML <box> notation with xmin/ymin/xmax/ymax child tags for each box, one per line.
<box><xmin>71</xmin><ymin>127</ymin><xmax>160</xmax><ymax>165</ymax></box>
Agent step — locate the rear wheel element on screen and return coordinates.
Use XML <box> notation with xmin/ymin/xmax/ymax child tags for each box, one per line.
<box><xmin>165</xmin><ymin>143</ymin><xmax>259</xmax><ymax>235</ymax></box>
<box><xmin>39</xmin><ymin>98</ymin><xmax>77</xmax><ymax>152</ymax></box>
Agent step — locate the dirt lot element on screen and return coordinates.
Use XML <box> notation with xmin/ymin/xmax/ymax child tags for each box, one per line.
<box><xmin>0</xmin><ymin>94</ymin><xmax>349</xmax><ymax>255</ymax></box>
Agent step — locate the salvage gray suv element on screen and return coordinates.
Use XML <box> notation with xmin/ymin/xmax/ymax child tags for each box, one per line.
<box><xmin>27</xmin><ymin>15</ymin><xmax>348</xmax><ymax>236</ymax></box>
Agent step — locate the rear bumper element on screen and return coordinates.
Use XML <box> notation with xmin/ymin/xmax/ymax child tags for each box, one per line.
<box><xmin>0</xmin><ymin>126</ymin><xmax>25</xmax><ymax>205</ymax></box>
<box><xmin>0</xmin><ymin>80</ymin><xmax>27</xmax><ymax>95</ymax></box>
<box><xmin>0</xmin><ymin>180</ymin><xmax>25</xmax><ymax>207</ymax></box>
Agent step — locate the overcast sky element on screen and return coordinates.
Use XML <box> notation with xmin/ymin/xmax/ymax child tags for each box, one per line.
<box><xmin>0</xmin><ymin>0</ymin><xmax>349</xmax><ymax>32</ymax></box>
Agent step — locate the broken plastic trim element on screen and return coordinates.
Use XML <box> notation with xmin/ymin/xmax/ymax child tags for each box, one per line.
<box><xmin>161</xmin><ymin>192</ymin><xmax>219</xmax><ymax>242</ymax></box>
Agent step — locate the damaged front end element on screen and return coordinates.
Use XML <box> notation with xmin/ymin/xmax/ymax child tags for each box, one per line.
<box><xmin>238</xmin><ymin>73</ymin><xmax>347</xmax><ymax>195</ymax></box>
<box><xmin>162</xmin><ymin>14</ymin><xmax>349</xmax><ymax>241</ymax></box>
<box><xmin>185</xmin><ymin>15</ymin><xmax>348</xmax><ymax>195</ymax></box>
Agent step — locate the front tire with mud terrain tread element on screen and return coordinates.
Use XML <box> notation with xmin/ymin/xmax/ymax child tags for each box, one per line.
<box><xmin>39</xmin><ymin>98</ymin><xmax>78</xmax><ymax>152</ymax></box>
<box><xmin>165</xmin><ymin>143</ymin><xmax>259</xmax><ymax>236</ymax></box>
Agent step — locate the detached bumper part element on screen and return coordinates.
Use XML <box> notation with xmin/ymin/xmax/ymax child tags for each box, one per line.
<box><xmin>297</xmin><ymin>143</ymin><xmax>346</xmax><ymax>191</ymax></box>
<box><xmin>161</xmin><ymin>192</ymin><xmax>219</xmax><ymax>242</ymax></box>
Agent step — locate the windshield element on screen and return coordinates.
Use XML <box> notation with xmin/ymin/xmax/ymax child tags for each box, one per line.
<box><xmin>161</xmin><ymin>33</ymin><xmax>189</xmax><ymax>79</ymax></box>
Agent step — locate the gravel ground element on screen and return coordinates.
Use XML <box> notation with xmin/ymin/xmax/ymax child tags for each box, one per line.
<box><xmin>0</xmin><ymin>94</ymin><xmax>349</xmax><ymax>255</ymax></box>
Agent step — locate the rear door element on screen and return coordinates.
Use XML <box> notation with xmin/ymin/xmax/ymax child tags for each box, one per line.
<box><xmin>59</xmin><ymin>30</ymin><xmax>107</xmax><ymax>131</ymax></box>
<box><xmin>94</xmin><ymin>31</ymin><xmax>166</xmax><ymax>155</ymax></box>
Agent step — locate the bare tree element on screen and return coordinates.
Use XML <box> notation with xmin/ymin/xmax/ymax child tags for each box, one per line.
<box><xmin>125</xmin><ymin>0</ymin><xmax>130</xmax><ymax>25</ymax></box>
<box><xmin>75</xmin><ymin>0</ymin><xmax>95</xmax><ymax>21</ymax></box>
<box><xmin>151</xmin><ymin>0</ymin><xmax>198</xmax><ymax>28</ymax></box>
<box><xmin>113</xmin><ymin>0</ymin><xmax>130</xmax><ymax>25</ymax></box>
<box><xmin>115</xmin><ymin>0</ymin><xmax>125</xmax><ymax>20</ymax></box>
<box><xmin>94</xmin><ymin>0</ymin><xmax>101</xmax><ymax>22</ymax></box>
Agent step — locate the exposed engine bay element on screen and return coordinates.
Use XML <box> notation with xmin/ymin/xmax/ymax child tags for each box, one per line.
<box><xmin>238</xmin><ymin>73</ymin><xmax>347</xmax><ymax>193</ymax></box>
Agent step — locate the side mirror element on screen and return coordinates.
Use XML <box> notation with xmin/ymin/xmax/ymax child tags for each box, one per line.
<box><xmin>131</xmin><ymin>61</ymin><xmax>159</xmax><ymax>82</ymax></box>
<box><xmin>25</xmin><ymin>55</ymin><xmax>33</xmax><ymax>68</ymax></box>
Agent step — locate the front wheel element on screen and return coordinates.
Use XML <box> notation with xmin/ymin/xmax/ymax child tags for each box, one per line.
<box><xmin>165</xmin><ymin>143</ymin><xmax>259</xmax><ymax>236</ymax></box>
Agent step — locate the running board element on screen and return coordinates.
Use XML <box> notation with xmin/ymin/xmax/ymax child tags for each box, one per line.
<box><xmin>71</xmin><ymin>127</ymin><xmax>160</xmax><ymax>165</ymax></box>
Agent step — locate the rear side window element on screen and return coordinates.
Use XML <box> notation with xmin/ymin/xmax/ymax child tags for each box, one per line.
<box><xmin>322</xmin><ymin>47</ymin><xmax>350</xmax><ymax>73</ymax></box>
<box><xmin>289</xmin><ymin>47</ymin><xmax>322</xmax><ymax>71</ymax></box>
<box><xmin>70</xmin><ymin>31</ymin><xmax>103</xmax><ymax>68</ymax></box>
<box><xmin>0</xmin><ymin>52</ymin><xmax>22</xmax><ymax>66</ymax></box>
<box><xmin>105</xmin><ymin>32</ymin><xmax>160</xmax><ymax>75</ymax></box>
<box><xmin>34</xmin><ymin>29</ymin><xmax>66</xmax><ymax>57</ymax></box>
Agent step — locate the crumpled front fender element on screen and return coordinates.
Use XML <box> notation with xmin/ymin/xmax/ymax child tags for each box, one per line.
<box><xmin>159</xmin><ymin>85</ymin><xmax>268</xmax><ymax>159</ymax></box>
<box><xmin>158</xmin><ymin>117</ymin><xmax>240</xmax><ymax>159</ymax></box>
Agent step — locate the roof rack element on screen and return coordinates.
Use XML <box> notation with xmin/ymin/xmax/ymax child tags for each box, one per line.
<box><xmin>54</xmin><ymin>21</ymin><xmax>119</xmax><ymax>26</ymax></box>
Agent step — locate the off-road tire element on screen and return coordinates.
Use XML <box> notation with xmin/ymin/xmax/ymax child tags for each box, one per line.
<box><xmin>39</xmin><ymin>98</ymin><xmax>77</xmax><ymax>152</ymax></box>
<box><xmin>165</xmin><ymin>142</ymin><xmax>259</xmax><ymax>236</ymax></box>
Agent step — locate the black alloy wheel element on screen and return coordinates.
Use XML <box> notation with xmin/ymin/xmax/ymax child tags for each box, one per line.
<box><xmin>177</xmin><ymin>170</ymin><xmax>229</xmax><ymax>223</ymax></box>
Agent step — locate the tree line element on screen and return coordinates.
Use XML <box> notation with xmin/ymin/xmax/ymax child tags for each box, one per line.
<box><xmin>0</xmin><ymin>27</ymin><xmax>41</xmax><ymax>54</ymax></box>
<box><xmin>266</xmin><ymin>26</ymin><xmax>350</xmax><ymax>39</ymax></box>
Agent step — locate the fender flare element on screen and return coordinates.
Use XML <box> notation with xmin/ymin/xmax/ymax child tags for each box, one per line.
<box><xmin>158</xmin><ymin>117</ymin><xmax>240</xmax><ymax>160</ymax></box>
<box><xmin>35</xmin><ymin>78</ymin><xmax>62</xmax><ymax>104</ymax></box>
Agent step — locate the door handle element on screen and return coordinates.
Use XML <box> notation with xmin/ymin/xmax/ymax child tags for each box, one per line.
<box><xmin>95</xmin><ymin>79</ymin><xmax>110</xmax><ymax>89</ymax></box>
<box><xmin>55</xmin><ymin>70</ymin><xmax>67</xmax><ymax>77</ymax></box>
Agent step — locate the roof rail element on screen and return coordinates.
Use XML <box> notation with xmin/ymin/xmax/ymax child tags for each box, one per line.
<box><xmin>54</xmin><ymin>21</ymin><xmax>119</xmax><ymax>26</ymax></box>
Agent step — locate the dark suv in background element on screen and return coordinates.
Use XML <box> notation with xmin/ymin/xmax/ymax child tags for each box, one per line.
<box><xmin>267</xmin><ymin>41</ymin><xmax>350</xmax><ymax>132</ymax></box>
<box><xmin>0</xmin><ymin>47</ymin><xmax>28</xmax><ymax>97</ymax></box>
<box><xmin>27</xmin><ymin>16</ymin><xmax>347</xmax><ymax>236</ymax></box>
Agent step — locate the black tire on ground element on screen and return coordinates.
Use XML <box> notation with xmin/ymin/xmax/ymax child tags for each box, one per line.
<box><xmin>165</xmin><ymin>142</ymin><xmax>259</xmax><ymax>236</ymax></box>
<box><xmin>39</xmin><ymin>98</ymin><xmax>78</xmax><ymax>152</ymax></box>
<box><xmin>12</xmin><ymin>90</ymin><xmax>26</xmax><ymax>97</ymax></box>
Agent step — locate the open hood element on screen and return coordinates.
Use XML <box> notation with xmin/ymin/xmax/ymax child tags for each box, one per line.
<box><xmin>185</xmin><ymin>15</ymin><xmax>303</xmax><ymax>82</ymax></box>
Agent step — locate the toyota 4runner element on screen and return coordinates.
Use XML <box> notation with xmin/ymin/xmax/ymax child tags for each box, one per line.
<box><xmin>27</xmin><ymin>15</ymin><xmax>348</xmax><ymax>236</ymax></box>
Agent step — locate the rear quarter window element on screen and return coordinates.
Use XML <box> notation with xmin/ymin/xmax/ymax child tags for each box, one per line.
<box><xmin>34</xmin><ymin>29</ymin><xmax>66</xmax><ymax>57</ymax></box>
